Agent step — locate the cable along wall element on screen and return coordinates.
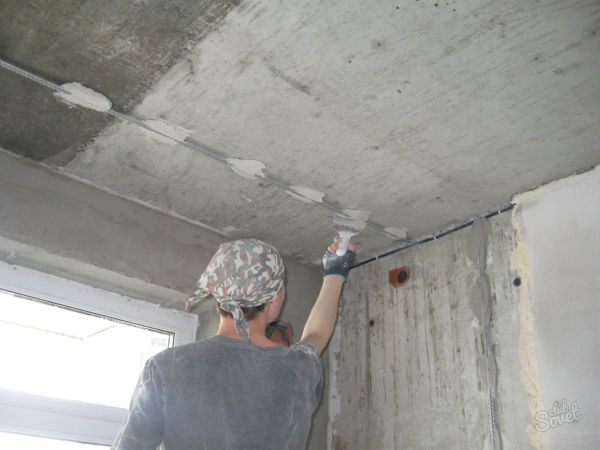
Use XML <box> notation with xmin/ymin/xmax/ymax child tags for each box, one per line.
<box><xmin>329</xmin><ymin>211</ymin><xmax>535</xmax><ymax>450</ymax></box>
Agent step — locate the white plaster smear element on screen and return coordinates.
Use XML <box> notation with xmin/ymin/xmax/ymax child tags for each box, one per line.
<box><xmin>333</xmin><ymin>209</ymin><xmax>371</xmax><ymax>256</ymax></box>
<box><xmin>384</xmin><ymin>227</ymin><xmax>408</xmax><ymax>239</ymax></box>
<box><xmin>226</xmin><ymin>158</ymin><xmax>266</xmax><ymax>180</ymax></box>
<box><xmin>286</xmin><ymin>186</ymin><xmax>325</xmax><ymax>203</ymax></box>
<box><xmin>141</xmin><ymin>119</ymin><xmax>190</xmax><ymax>145</ymax></box>
<box><xmin>54</xmin><ymin>82</ymin><xmax>112</xmax><ymax>112</ymax></box>
<box><xmin>333</xmin><ymin>208</ymin><xmax>371</xmax><ymax>234</ymax></box>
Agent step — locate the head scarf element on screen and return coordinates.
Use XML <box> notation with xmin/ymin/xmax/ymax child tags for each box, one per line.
<box><xmin>187</xmin><ymin>239</ymin><xmax>286</xmax><ymax>339</ymax></box>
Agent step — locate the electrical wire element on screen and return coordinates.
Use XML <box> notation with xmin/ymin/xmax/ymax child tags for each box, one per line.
<box><xmin>0</xmin><ymin>57</ymin><xmax>399</xmax><ymax>240</ymax></box>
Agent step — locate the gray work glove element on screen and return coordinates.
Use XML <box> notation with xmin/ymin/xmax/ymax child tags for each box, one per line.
<box><xmin>323</xmin><ymin>248</ymin><xmax>356</xmax><ymax>280</ymax></box>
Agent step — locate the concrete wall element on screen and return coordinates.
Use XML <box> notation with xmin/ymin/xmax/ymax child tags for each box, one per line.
<box><xmin>8</xmin><ymin>141</ymin><xmax>595</xmax><ymax>450</ymax></box>
<box><xmin>0</xmin><ymin>148</ymin><xmax>224</xmax><ymax>301</ymax></box>
<box><xmin>514</xmin><ymin>166</ymin><xmax>600</xmax><ymax>450</ymax></box>
<box><xmin>0</xmin><ymin>149</ymin><xmax>327</xmax><ymax>449</ymax></box>
<box><xmin>329</xmin><ymin>212</ymin><xmax>531</xmax><ymax>449</ymax></box>
<box><xmin>329</xmin><ymin>167</ymin><xmax>599</xmax><ymax>449</ymax></box>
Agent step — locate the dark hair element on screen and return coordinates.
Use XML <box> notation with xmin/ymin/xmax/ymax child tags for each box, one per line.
<box><xmin>265</xmin><ymin>320</ymin><xmax>293</xmax><ymax>346</ymax></box>
<box><xmin>216</xmin><ymin>303</ymin><xmax>266</xmax><ymax>321</ymax></box>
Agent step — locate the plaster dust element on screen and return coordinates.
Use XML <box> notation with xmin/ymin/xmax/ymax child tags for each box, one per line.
<box><xmin>286</xmin><ymin>186</ymin><xmax>325</xmax><ymax>203</ymax></box>
<box><xmin>141</xmin><ymin>119</ymin><xmax>190</xmax><ymax>145</ymax></box>
<box><xmin>54</xmin><ymin>82</ymin><xmax>112</xmax><ymax>112</ymax></box>
<box><xmin>225</xmin><ymin>158</ymin><xmax>266</xmax><ymax>180</ymax></box>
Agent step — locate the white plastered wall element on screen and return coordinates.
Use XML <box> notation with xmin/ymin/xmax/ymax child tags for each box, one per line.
<box><xmin>513</xmin><ymin>165</ymin><xmax>600</xmax><ymax>450</ymax></box>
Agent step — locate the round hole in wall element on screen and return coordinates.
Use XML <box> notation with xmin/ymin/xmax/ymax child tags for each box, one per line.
<box><xmin>397</xmin><ymin>270</ymin><xmax>408</xmax><ymax>284</ymax></box>
<box><xmin>369</xmin><ymin>319</ymin><xmax>375</xmax><ymax>327</ymax></box>
<box><xmin>513</xmin><ymin>277</ymin><xmax>521</xmax><ymax>287</ymax></box>
<box><xmin>389</xmin><ymin>266</ymin><xmax>411</xmax><ymax>287</ymax></box>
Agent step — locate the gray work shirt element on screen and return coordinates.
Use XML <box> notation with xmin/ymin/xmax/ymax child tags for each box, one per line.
<box><xmin>112</xmin><ymin>336</ymin><xmax>323</xmax><ymax>450</ymax></box>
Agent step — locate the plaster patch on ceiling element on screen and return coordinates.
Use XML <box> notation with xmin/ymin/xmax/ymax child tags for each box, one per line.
<box><xmin>287</xmin><ymin>186</ymin><xmax>325</xmax><ymax>203</ymax></box>
<box><xmin>333</xmin><ymin>209</ymin><xmax>371</xmax><ymax>250</ymax></box>
<box><xmin>54</xmin><ymin>82</ymin><xmax>112</xmax><ymax>112</ymax></box>
<box><xmin>226</xmin><ymin>158</ymin><xmax>266</xmax><ymax>180</ymax></box>
<box><xmin>384</xmin><ymin>227</ymin><xmax>408</xmax><ymax>239</ymax></box>
<box><xmin>141</xmin><ymin>119</ymin><xmax>191</xmax><ymax>145</ymax></box>
<box><xmin>29</xmin><ymin>0</ymin><xmax>598</xmax><ymax>264</ymax></box>
<box><xmin>1</xmin><ymin>59</ymin><xmax>397</xmax><ymax>249</ymax></box>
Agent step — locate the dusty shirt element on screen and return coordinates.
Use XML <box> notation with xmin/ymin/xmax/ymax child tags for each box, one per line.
<box><xmin>112</xmin><ymin>336</ymin><xmax>323</xmax><ymax>450</ymax></box>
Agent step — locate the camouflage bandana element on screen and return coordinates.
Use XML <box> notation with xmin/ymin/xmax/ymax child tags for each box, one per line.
<box><xmin>187</xmin><ymin>239</ymin><xmax>286</xmax><ymax>339</ymax></box>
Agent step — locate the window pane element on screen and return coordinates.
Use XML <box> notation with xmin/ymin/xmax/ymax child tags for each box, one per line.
<box><xmin>0</xmin><ymin>290</ymin><xmax>173</xmax><ymax>408</ymax></box>
<box><xmin>0</xmin><ymin>432</ymin><xmax>109</xmax><ymax>449</ymax></box>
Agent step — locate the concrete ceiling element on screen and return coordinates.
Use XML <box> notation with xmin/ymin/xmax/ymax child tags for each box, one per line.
<box><xmin>1</xmin><ymin>0</ymin><xmax>599</xmax><ymax>265</ymax></box>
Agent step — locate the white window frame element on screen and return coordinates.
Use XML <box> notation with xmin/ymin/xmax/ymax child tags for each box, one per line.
<box><xmin>0</xmin><ymin>261</ymin><xmax>198</xmax><ymax>446</ymax></box>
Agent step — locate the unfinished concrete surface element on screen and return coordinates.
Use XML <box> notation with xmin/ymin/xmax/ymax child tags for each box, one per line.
<box><xmin>0</xmin><ymin>149</ymin><xmax>223</xmax><ymax>295</ymax></box>
<box><xmin>1</xmin><ymin>0</ymin><xmax>599</xmax><ymax>263</ymax></box>
<box><xmin>0</xmin><ymin>147</ymin><xmax>328</xmax><ymax>448</ymax></box>
<box><xmin>0</xmin><ymin>147</ymin><xmax>323</xmax><ymax>318</ymax></box>
<box><xmin>330</xmin><ymin>212</ymin><xmax>531</xmax><ymax>449</ymax></box>
<box><xmin>0</xmin><ymin>0</ymin><xmax>240</xmax><ymax>163</ymax></box>
<box><xmin>1</xmin><ymin>1</ymin><xmax>599</xmax><ymax>449</ymax></box>
<box><xmin>330</xmin><ymin>167</ymin><xmax>599</xmax><ymax>450</ymax></box>
<box><xmin>0</xmin><ymin>146</ymin><xmax>329</xmax><ymax>449</ymax></box>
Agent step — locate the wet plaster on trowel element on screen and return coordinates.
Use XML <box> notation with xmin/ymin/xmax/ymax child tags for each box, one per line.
<box><xmin>511</xmin><ymin>207</ymin><xmax>543</xmax><ymax>449</ymax></box>
<box><xmin>54</xmin><ymin>82</ymin><xmax>112</xmax><ymax>112</ymax></box>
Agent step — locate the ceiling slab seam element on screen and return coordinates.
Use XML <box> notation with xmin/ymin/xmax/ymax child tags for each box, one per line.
<box><xmin>0</xmin><ymin>58</ymin><xmax>402</xmax><ymax>245</ymax></box>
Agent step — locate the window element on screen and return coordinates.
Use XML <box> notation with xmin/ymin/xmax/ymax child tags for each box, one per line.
<box><xmin>0</xmin><ymin>431</ymin><xmax>109</xmax><ymax>449</ymax></box>
<box><xmin>0</xmin><ymin>291</ymin><xmax>173</xmax><ymax>409</ymax></box>
<box><xmin>0</xmin><ymin>261</ymin><xmax>197</xmax><ymax>446</ymax></box>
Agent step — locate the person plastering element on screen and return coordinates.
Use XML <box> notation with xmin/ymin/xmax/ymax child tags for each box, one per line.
<box><xmin>112</xmin><ymin>237</ymin><xmax>355</xmax><ymax>450</ymax></box>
